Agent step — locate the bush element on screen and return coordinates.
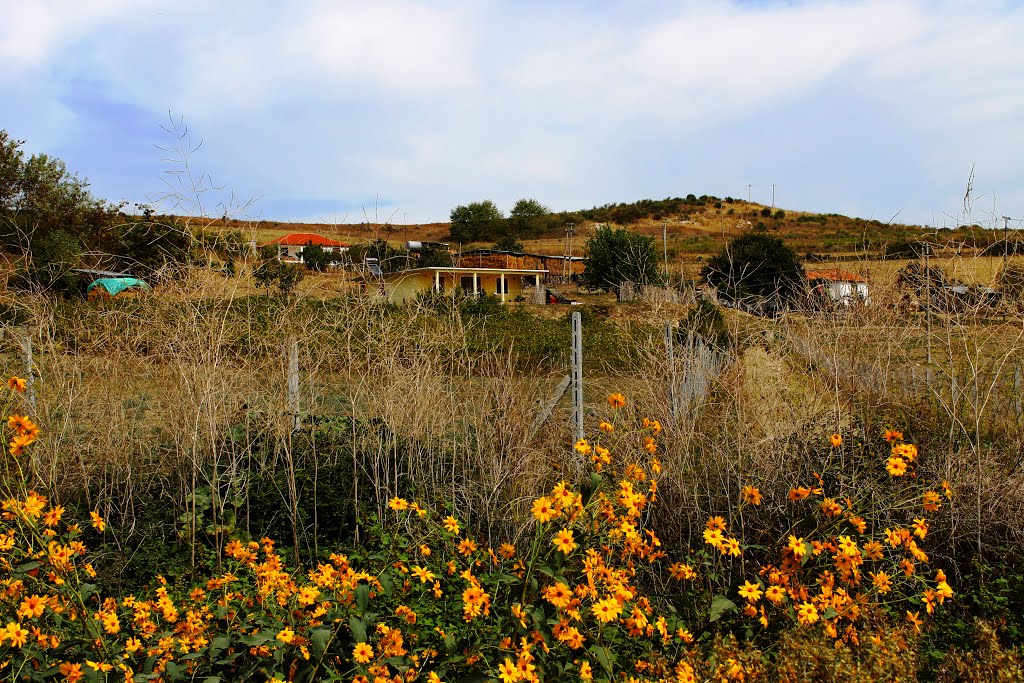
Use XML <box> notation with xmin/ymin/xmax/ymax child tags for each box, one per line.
<box><xmin>702</xmin><ymin>233</ymin><xmax>804</xmax><ymax>305</ymax></box>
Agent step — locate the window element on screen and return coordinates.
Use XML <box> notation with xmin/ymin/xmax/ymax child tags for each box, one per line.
<box><xmin>496</xmin><ymin>278</ymin><xmax>508</xmax><ymax>294</ymax></box>
<box><xmin>460</xmin><ymin>276</ymin><xmax>475</xmax><ymax>292</ymax></box>
<box><xmin>279</xmin><ymin>246</ymin><xmax>288</xmax><ymax>258</ymax></box>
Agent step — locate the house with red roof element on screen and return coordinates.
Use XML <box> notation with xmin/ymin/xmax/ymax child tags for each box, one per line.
<box><xmin>260</xmin><ymin>233</ymin><xmax>350</xmax><ymax>263</ymax></box>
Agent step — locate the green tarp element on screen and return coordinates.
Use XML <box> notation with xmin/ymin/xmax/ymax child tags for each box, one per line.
<box><xmin>86</xmin><ymin>277</ymin><xmax>150</xmax><ymax>296</ymax></box>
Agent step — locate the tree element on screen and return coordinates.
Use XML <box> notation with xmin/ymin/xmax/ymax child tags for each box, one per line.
<box><xmin>253</xmin><ymin>257</ymin><xmax>305</xmax><ymax>300</ymax></box>
<box><xmin>493</xmin><ymin>235</ymin><xmax>524</xmax><ymax>253</ymax></box>
<box><xmin>0</xmin><ymin>130</ymin><xmax>135</xmax><ymax>291</ymax></box>
<box><xmin>300</xmin><ymin>243</ymin><xmax>340</xmax><ymax>272</ymax></box>
<box><xmin>579</xmin><ymin>227</ymin><xmax>662</xmax><ymax>296</ymax></box>
<box><xmin>347</xmin><ymin>239</ymin><xmax>408</xmax><ymax>273</ymax></box>
<box><xmin>449</xmin><ymin>200</ymin><xmax>505</xmax><ymax>243</ymax></box>
<box><xmin>508</xmin><ymin>198</ymin><xmax>549</xmax><ymax>238</ymax></box>
<box><xmin>702</xmin><ymin>233</ymin><xmax>804</xmax><ymax>305</ymax></box>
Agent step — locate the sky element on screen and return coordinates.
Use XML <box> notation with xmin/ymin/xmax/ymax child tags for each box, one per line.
<box><xmin>1</xmin><ymin>0</ymin><xmax>1022</xmax><ymax>229</ymax></box>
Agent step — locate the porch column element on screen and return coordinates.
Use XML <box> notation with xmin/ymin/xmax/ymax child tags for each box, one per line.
<box><xmin>435</xmin><ymin>270</ymin><xmax>440</xmax><ymax>291</ymax></box>
<box><xmin>500</xmin><ymin>273</ymin><xmax>506</xmax><ymax>303</ymax></box>
<box><xmin>472</xmin><ymin>271</ymin><xmax>478</xmax><ymax>296</ymax></box>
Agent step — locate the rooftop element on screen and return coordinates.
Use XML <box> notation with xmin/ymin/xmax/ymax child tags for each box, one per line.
<box><xmin>260</xmin><ymin>232</ymin><xmax>350</xmax><ymax>248</ymax></box>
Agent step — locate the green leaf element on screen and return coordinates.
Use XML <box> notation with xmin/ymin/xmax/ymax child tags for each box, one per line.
<box><xmin>355</xmin><ymin>583</ymin><xmax>370</xmax><ymax>612</ymax></box>
<box><xmin>801</xmin><ymin>541</ymin><xmax>814</xmax><ymax>565</ymax></box>
<box><xmin>349</xmin><ymin>616</ymin><xmax>367</xmax><ymax>643</ymax></box>
<box><xmin>240</xmin><ymin>631</ymin><xmax>273</xmax><ymax>647</ymax></box>
<box><xmin>709</xmin><ymin>594</ymin><xmax>737</xmax><ymax>622</ymax></box>
<box><xmin>822</xmin><ymin>607</ymin><xmax>838</xmax><ymax>620</ymax></box>
<box><xmin>310</xmin><ymin>629</ymin><xmax>331</xmax><ymax>657</ymax></box>
<box><xmin>79</xmin><ymin>583</ymin><xmax>97</xmax><ymax>602</ymax></box>
<box><xmin>379</xmin><ymin>572</ymin><xmax>394</xmax><ymax>598</ymax></box>
<box><xmin>589</xmin><ymin>645</ymin><xmax>615</xmax><ymax>677</ymax></box>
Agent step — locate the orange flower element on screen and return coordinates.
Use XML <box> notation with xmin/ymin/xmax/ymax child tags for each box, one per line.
<box><xmin>59</xmin><ymin>662</ymin><xmax>84</xmax><ymax>683</ymax></box>
<box><xmin>830</xmin><ymin>433</ymin><xmax>842</xmax><ymax>447</ymax></box>
<box><xmin>387</xmin><ymin>497</ymin><xmax>409</xmax><ymax>511</ymax></box>
<box><xmin>923</xmin><ymin>491</ymin><xmax>942</xmax><ymax>512</ymax></box>
<box><xmin>591</xmin><ymin>597</ymin><xmax>622</xmax><ymax>623</ymax></box>
<box><xmin>906</xmin><ymin>610</ymin><xmax>923</xmax><ymax>633</ymax></box>
<box><xmin>741</xmin><ymin>485</ymin><xmax>762</xmax><ymax>506</ymax></box>
<box><xmin>442</xmin><ymin>516</ymin><xmax>460</xmax><ymax>535</ymax></box>
<box><xmin>598</xmin><ymin>421</ymin><xmax>614</xmax><ymax>433</ymax></box>
<box><xmin>607</xmin><ymin>393</ymin><xmax>626</xmax><ymax>409</ymax></box>
<box><xmin>738</xmin><ymin>581</ymin><xmax>762</xmax><ymax>603</ymax></box>
<box><xmin>788</xmin><ymin>486</ymin><xmax>812</xmax><ymax>502</ymax></box>
<box><xmin>883</xmin><ymin>428</ymin><xmax>903</xmax><ymax>443</ymax></box>
<box><xmin>352</xmin><ymin>642</ymin><xmax>374</xmax><ymax>664</ymax></box>
<box><xmin>457</xmin><ymin>538</ymin><xmax>478</xmax><ymax>556</ymax></box>
<box><xmin>543</xmin><ymin>582</ymin><xmax>572</xmax><ymax>609</ymax></box>
<box><xmin>8</xmin><ymin>377</ymin><xmax>27</xmax><ymax>392</ymax></box>
<box><xmin>531</xmin><ymin>497</ymin><xmax>558</xmax><ymax>523</ymax></box>
<box><xmin>5</xmin><ymin>621</ymin><xmax>28</xmax><ymax>647</ymax></box>
<box><xmin>796</xmin><ymin>602</ymin><xmax>819</xmax><ymax>625</ymax></box>
<box><xmin>90</xmin><ymin>511</ymin><xmax>106</xmax><ymax>532</ymax></box>
<box><xmin>552</xmin><ymin>529</ymin><xmax>577</xmax><ymax>554</ymax></box>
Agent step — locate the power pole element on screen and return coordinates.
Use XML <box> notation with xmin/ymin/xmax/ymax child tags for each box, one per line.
<box><xmin>747</xmin><ymin>184</ymin><xmax>752</xmax><ymax>203</ymax></box>
<box><xmin>1004</xmin><ymin>216</ymin><xmax>1011</xmax><ymax>272</ymax></box>
<box><xmin>771</xmin><ymin>184</ymin><xmax>776</xmax><ymax>209</ymax></box>
<box><xmin>662</xmin><ymin>222</ymin><xmax>669</xmax><ymax>279</ymax></box>
<box><xmin>563</xmin><ymin>223</ymin><xmax>575</xmax><ymax>281</ymax></box>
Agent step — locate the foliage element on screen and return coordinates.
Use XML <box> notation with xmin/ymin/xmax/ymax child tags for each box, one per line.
<box><xmin>449</xmin><ymin>200</ymin><xmax>505</xmax><ymax>243</ymax></box>
<box><xmin>492</xmin><ymin>235</ymin><xmax>525</xmax><ymax>253</ymax></box>
<box><xmin>577</xmin><ymin>196</ymin><xmax>717</xmax><ymax>225</ymax></box>
<box><xmin>347</xmin><ymin>240</ymin><xmax>409</xmax><ymax>273</ymax></box>
<box><xmin>996</xmin><ymin>262</ymin><xmax>1024</xmax><ymax>301</ymax></box>
<box><xmin>702</xmin><ymin>233</ymin><xmax>804</xmax><ymax>305</ymax></box>
<box><xmin>508</xmin><ymin>199</ymin><xmax>550</xmax><ymax>238</ymax></box>
<box><xmin>580</xmin><ymin>226</ymin><xmax>663</xmax><ymax>295</ymax></box>
<box><xmin>0</xmin><ymin>384</ymin><xmax>972</xmax><ymax>682</ymax></box>
<box><xmin>678</xmin><ymin>300</ymin><xmax>732</xmax><ymax>351</ymax></box>
<box><xmin>253</xmin><ymin>257</ymin><xmax>305</xmax><ymax>300</ymax></box>
<box><xmin>417</xmin><ymin>246</ymin><xmax>454</xmax><ymax>268</ymax></box>
<box><xmin>300</xmin><ymin>244</ymin><xmax>341</xmax><ymax>272</ymax></box>
<box><xmin>0</xmin><ymin>130</ymin><xmax>124</xmax><ymax>291</ymax></box>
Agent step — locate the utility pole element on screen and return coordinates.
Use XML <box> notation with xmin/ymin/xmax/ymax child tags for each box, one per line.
<box><xmin>563</xmin><ymin>223</ymin><xmax>575</xmax><ymax>281</ymax></box>
<box><xmin>747</xmin><ymin>184</ymin><xmax>752</xmax><ymax>203</ymax></box>
<box><xmin>771</xmin><ymin>184</ymin><xmax>776</xmax><ymax>209</ymax></box>
<box><xmin>921</xmin><ymin>241</ymin><xmax>933</xmax><ymax>386</ymax></box>
<box><xmin>1004</xmin><ymin>216</ymin><xmax>1011</xmax><ymax>272</ymax></box>
<box><xmin>662</xmin><ymin>222</ymin><xmax>669</xmax><ymax>279</ymax></box>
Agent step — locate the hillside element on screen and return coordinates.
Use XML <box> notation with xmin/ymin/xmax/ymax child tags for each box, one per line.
<box><xmin>206</xmin><ymin>197</ymin><xmax>999</xmax><ymax>264</ymax></box>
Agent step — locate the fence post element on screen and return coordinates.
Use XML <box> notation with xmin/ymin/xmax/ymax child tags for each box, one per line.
<box><xmin>288</xmin><ymin>338</ymin><xmax>301</xmax><ymax>431</ymax></box>
<box><xmin>571</xmin><ymin>311</ymin><xmax>583</xmax><ymax>443</ymax></box>
<box><xmin>16</xmin><ymin>328</ymin><xmax>35</xmax><ymax>411</ymax></box>
<box><xmin>664</xmin><ymin>321</ymin><xmax>676</xmax><ymax>423</ymax></box>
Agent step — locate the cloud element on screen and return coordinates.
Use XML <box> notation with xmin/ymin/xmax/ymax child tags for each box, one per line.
<box><xmin>1</xmin><ymin>0</ymin><xmax>1022</xmax><ymax>226</ymax></box>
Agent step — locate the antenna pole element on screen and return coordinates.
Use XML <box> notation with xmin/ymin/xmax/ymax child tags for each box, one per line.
<box><xmin>662</xmin><ymin>222</ymin><xmax>669</xmax><ymax>279</ymax></box>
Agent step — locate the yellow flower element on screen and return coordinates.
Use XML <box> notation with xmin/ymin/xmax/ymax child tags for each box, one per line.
<box><xmin>276</xmin><ymin>627</ymin><xmax>295</xmax><ymax>644</ymax></box>
<box><xmin>870</xmin><ymin>571</ymin><xmax>893</xmax><ymax>594</ymax></box>
<box><xmin>706</xmin><ymin>516</ymin><xmax>727</xmax><ymax>531</ymax></box>
<box><xmin>8</xmin><ymin>433</ymin><xmax>33</xmax><ymax>456</ymax></box>
<box><xmin>352</xmin><ymin>642</ymin><xmax>374</xmax><ymax>664</ymax></box>
<box><xmin>741</xmin><ymin>485</ymin><xmax>762</xmax><ymax>506</ymax></box>
<box><xmin>738</xmin><ymin>581</ymin><xmax>763</xmax><ymax>603</ymax></box>
<box><xmin>8</xmin><ymin>377</ymin><xmax>27</xmax><ymax>392</ymax></box>
<box><xmin>498</xmin><ymin>658</ymin><xmax>520</xmax><ymax>683</ymax></box>
<box><xmin>599</xmin><ymin>421</ymin><xmax>614</xmax><ymax>433</ymax></box>
<box><xmin>457</xmin><ymin>538</ymin><xmax>478</xmax><ymax>556</ymax></box>
<box><xmin>837</xmin><ymin>535</ymin><xmax>859</xmax><ymax>557</ymax></box>
<box><xmin>552</xmin><ymin>529</ymin><xmax>577</xmax><ymax>554</ymax></box>
<box><xmin>923</xmin><ymin>491</ymin><xmax>942</xmax><ymax>512</ymax></box>
<box><xmin>90</xmin><ymin>511</ymin><xmax>106</xmax><ymax>532</ymax></box>
<box><xmin>669</xmin><ymin>562</ymin><xmax>696</xmax><ymax>580</ymax></box>
<box><xmin>442</xmin><ymin>516</ymin><xmax>460</xmax><ymax>535</ymax></box>
<box><xmin>59</xmin><ymin>662</ymin><xmax>84</xmax><ymax>683</ymax></box>
<box><xmin>388</xmin><ymin>497</ymin><xmax>409</xmax><ymax>511</ymax></box>
<box><xmin>787</xmin><ymin>535</ymin><xmax>807</xmax><ymax>559</ymax></box>
<box><xmin>5</xmin><ymin>621</ymin><xmax>28</xmax><ymax>647</ymax></box>
<box><xmin>607</xmin><ymin>392</ymin><xmax>626</xmax><ymax>409</ymax></box>
<box><xmin>579</xmin><ymin>661</ymin><xmax>593</xmax><ymax>681</ymax></box>
<box><xmin>411</xmin><ymin>566</ymin><xmax>436</xmax><ymax>583</ymax></box>
<box><xmin>574</xmin><ymin>438</ymin><xmax>592</xmax><ymax>455</ymax></box>
<box><xmin>543</xmin><ymin>582</ymin><xmax>573</xmax><ymax>609</ymax></box>
<box><xmin>591</xmin><ymin>597</ymin><xmax>622</xmax><ymax>623</ymax></box>
<box><xmin>764</xmin><ymin>585</ymin><xmax>786</xmax><ymax>604</ymax></box>
<box><xmin>912</xmin><ymin>518</ymin><xmax>928</xmax><ymax>540</ymax></box>
<box><xmin>796</xmin><ymin>602</ymin><xmax>819</xmax><ymax>626</ymax></box>
<box><xmin>531</xmin><ymin>497</ymin><xmax>558</xmax><ymax>523</ymax></box>
<box><xmin>830</xmin><ymin>433</ymin><xmax>842</xmax><ymax>447</ymax></box>
<box><xmin>905</xmin><ymin>610</ymin><xmax>923</xmax><ymax>633</ymax></box>
<box><xmin>886</xmin><ymin>456</ymin><xmax>908</xmax><ymax>476</ymax></box>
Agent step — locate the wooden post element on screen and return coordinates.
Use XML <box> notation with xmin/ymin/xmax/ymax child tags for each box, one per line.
<box><xmin>288</xmin><ymin>338</ymin><xmax>301</xmax><ymax>431</ymax></box>
<box><xmin>571</xmin><ymin>311</ymin><xmax>583</xmax><ymax>442</ymax></box>
<box><xmin>17</xmin><ymin>329</ymin><xmax>35</xmax><ymax>411</ymax></box>
<box><xmin>664</xmin><ymin>321</ymin><xmax>676</xmax><ymax>422</ymax></box>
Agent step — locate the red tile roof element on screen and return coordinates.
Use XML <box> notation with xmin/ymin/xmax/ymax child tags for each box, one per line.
<box><xmin>806</xmin><ymin>269</ymin><xmax>867</xmax><ymax>283</ymax></box>
<box><xmin>261</xmin><ymin>233</ymin><xmax>349</xmax><ymax>248</ymax></box>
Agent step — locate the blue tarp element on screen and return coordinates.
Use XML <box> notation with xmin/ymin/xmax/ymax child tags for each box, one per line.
<box><xmin>86</xmin><ymin>277</ymin><xmax>150</xmax><ymax>296</ymax></box>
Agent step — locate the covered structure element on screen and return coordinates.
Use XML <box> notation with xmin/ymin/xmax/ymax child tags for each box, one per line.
<box><xmin>86</xmin><ymin>277</ymin><xmax>151</xmax><ymax>299</ymax></box>
<box><xmin>260</xmin><ymin>233</ymin><xmax>350</xmax><ymax>262</ymax></box>
<box><xmin>806</xmin><ymin>269</ymin><xmax>870</xmax><ymax>307</ymax></box>
<box><xmin>353</xmin><ymin>266</ymin><xmax>547</xmax><ymax>303</ymax></box>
